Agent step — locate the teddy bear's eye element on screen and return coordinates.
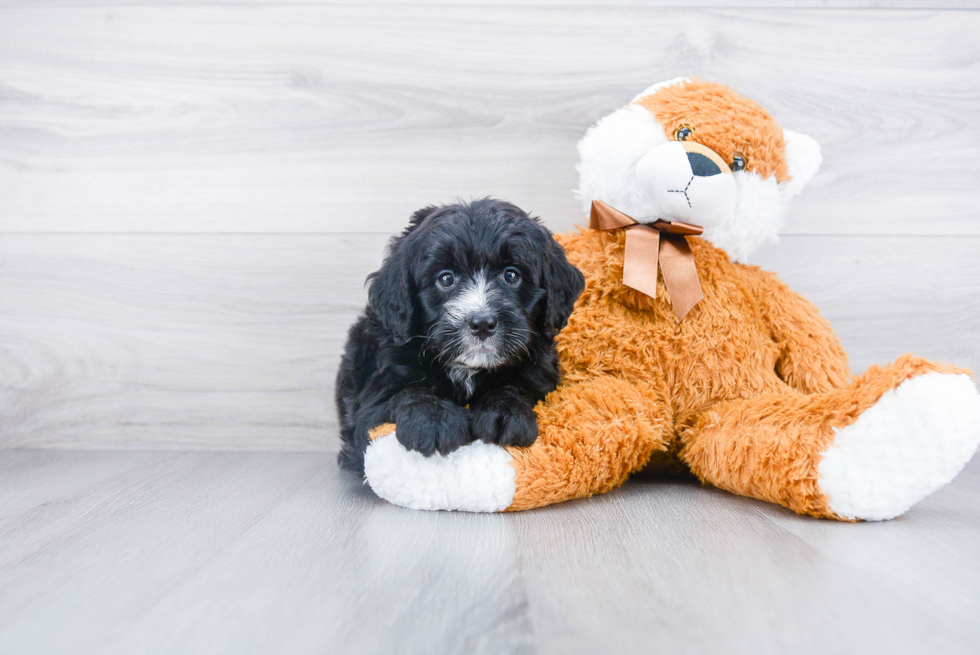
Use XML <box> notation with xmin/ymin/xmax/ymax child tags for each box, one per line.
<box><xmin>675</xmin><ymin>126</ymin><xmax>693</xmax><ymax>141</ymax></box>
<box><xmin>731</xmin><ymin>154</ymin><xmax>747</xmax><ymax>172</ymax></box>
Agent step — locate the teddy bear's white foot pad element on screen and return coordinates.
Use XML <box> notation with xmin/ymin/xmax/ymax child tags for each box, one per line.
<box><xmin>363</xmin><ymin>433</ymin><xmax>517</xmax><ymax>512</ymax></box>
<box><xmin>818</xmin><ymin>372</ymin><xmax>980</xmax><ymax>521</ymax></box>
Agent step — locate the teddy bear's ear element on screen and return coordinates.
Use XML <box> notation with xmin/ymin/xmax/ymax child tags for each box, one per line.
<box><xmin>780</xmin><ymin>129</ymin><xmax>822</xmax><ymax>200</ymax></box>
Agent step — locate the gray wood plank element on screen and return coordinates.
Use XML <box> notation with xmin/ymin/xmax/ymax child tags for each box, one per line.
<box><xmin>762</xmin><ymin>458</ymin><xmax>980</xmax><ymax>630</ymax></box>
<box><xmin>1</xmin><ymin>233</ymin><xmax>977</xmax><ymax>451</ymax></box>
<box><xmin>515</xmin><ymin>454</ymin><xmax>980</xmax><ymax>655</ymax></box>
<box><xmin>0</xmin><ymin>233</ymin><xmax>386</xmax><ymax>451</ymax></box>
<box><xmin>0</xmin><ymin>449</ymin><xmax>977</xmax><ymax>654</ymax></box>
<box><xmin>1</xmin><ymin>6</ymin><xmax>978</xmax><ymax>235</ymax></box>
<box><xmin>0</xmin><ymin>450</ymin><xmax>534</xmax><ymax>655</ymax></box>
<box><xmin>4</xmin><ymin>1</ymin><xmax>979</xmax><ymax>8</ymax></box>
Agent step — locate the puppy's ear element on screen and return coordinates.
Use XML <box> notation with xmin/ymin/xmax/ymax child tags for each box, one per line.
<box><xmin>368</xmin><ymin>219</ymin><xmax>429</xmax><ymax>345</ymax></box>
<box><xmin>368</xmin><ymin>244</ymin><xmax>415</xmax><ymax>345</ymax></box>
<box><xmin>540</xmin><ymin>238</ymin><xmax>585</xmax><ymax>338</ymax></box>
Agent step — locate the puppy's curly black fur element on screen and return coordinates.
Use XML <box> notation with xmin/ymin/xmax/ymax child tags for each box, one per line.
<box><xmin>336</xmin><ymin>198</ymin><xmax>585</xmax><ymax>473</ymax></box>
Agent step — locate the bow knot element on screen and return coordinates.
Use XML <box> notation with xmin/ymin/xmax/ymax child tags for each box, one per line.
<box><xmin>589</xmin><ymin>200</ymin><xmax>704</xmax><ymax>321</ymax></box>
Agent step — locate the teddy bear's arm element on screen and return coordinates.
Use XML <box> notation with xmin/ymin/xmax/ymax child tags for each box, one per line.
<box><xmin>752</xmin><ymin>270</ymin><xmax>850</xmax><ymax>394</ymax></box>
<box><xmin>506</xmin><ymin>375</ymin><xmax>672</xmax><ymax>510</ymax></box>
<box><xmin>363</xmin><ymin>374</ymin><xmax>674</xmax><ymax>512</ymax></box>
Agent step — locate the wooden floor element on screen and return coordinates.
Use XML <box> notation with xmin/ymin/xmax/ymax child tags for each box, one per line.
<box><xmin>0</xmin><ymin>448</ymin><xmax>977</xmax><ymax>655</ymax></box>
<box><xmin>3</xmin><ymin>2</ymin><xmax>980</xmax><ymax>653</ymax></box>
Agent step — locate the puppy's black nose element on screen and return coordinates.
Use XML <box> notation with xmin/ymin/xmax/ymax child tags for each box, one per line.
<box><xmin>468</xmin><ymin>314</ymin><xmax>498</xmax><ymax>340</ymax></box>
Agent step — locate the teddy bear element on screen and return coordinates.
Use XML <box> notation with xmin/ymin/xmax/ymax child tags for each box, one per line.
<box><xmin>359</xmin><ymin>78</ymin><xmax>980</xmax><ymax>521</ymax></box>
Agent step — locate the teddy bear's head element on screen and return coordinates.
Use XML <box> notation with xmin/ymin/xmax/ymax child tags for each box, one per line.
<box><xmin>575</xmin><ymin>78</ymin><xmax>821</xmax><ymax>262</ymax></box>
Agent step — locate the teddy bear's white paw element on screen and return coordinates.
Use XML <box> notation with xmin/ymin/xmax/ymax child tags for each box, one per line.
<box><xmin>818</xmin><ymin>372</ymin><xmax>980</xmax><ymax>521</ymax></box>
<box><xmin>363</xmin><ymin>433</ymin><xmax>517</xmax><ymax>512</ymax></box>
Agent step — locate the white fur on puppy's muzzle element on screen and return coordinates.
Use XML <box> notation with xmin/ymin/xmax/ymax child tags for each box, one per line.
<box><xmin>634</xmin><ymin>142</ymin><xmax>737</xmax><ymax>228</ymax></box>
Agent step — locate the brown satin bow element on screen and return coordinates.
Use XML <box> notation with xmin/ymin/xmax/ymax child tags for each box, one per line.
<box><xmin>590</xmin><ymin>200</ymin><xmax>704</xmax><ymax>321</ymax></box>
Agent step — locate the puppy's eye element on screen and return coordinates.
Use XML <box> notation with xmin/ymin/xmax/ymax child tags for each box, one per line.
<box><xmin>436</xmin><ymin>270</ymin><xmax>456</xmax><ymax>288</ymax></box>
<box><xmin>675</xmin><ymin>125</ymin><xmax>693</xmax><ymax>141</ymax></box>
<box><xmin>502</xmin><ymin>267</ymin><xmax>521</xmax><ymax>286</ymax></box>
<box><xmin>731</xmin><ymin>153</ymin><xmax>747</xmax><ymax>172</ymax></box>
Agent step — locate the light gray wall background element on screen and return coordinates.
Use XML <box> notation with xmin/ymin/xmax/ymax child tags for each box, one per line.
<box><xmin>1</xmin><ymin>1</ymin><xmax>978</xmax><ymax>451</ymax></box>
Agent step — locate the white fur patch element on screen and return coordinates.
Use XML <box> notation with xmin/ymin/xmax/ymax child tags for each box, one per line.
<box><xmin>454</xmin><ymin>347</ymin><xmax>502</xmax><ymax>370</ymax></box>
<box><xmin>781</xmin><ymin>129</ymin><xmax>822</xmax><ymax>200</ymax></box>
<box><xmin>818</xmin><ymin>373</ymin><xmax>980</xmax><ymax>521</ymax></box>
<box><xmin>575</xmin><ymin>104</ymin><xmax>672</xmax><ymax>222</ymax></box>
<box><xmin>702</xmin><ymin>170</ymin><xmax>783</xmax><ymax>263</ymax></box>
<box><xmin>634</xmin><ymin>141</ymin><xmax>737</xmax><ymax>228</ymax></box>
<box><xmin>364</xmin><ymin>433</ymin><xmax>517</xmax><ymax>512</ymax></box>
<box><xmin>444</xmin><ymin>272</ymin><xmax>492</xmax><ymax>322</ymax></box>
<box><xmin>447</xmin><ymin>363</ymin><xmax>479</xmax><ymax>397</ymax></box>
<box><xmin>443</xmin><ymin>272</ymin><xmax>504</xmax><ymax>372</ymax></box>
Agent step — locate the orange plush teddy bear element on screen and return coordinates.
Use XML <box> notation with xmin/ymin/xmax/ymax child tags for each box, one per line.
<box><xmin>362</xmin><ymin>78</ymin><xmax>980</xmax><ymax>520</ymax></box>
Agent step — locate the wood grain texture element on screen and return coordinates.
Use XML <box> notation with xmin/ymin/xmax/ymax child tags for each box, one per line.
<box><xmin>2</xmin><ymin>7</ymin><xmax>977</xmax><ymax>651</ymax></box>
<box><xmin>516</xmin><ymin>454</ymin><xmax>980</xmax><ymax>655</ymax></box>
<box><xmin>0</xmin><ymin>450</ymin><xmax>533</xmax><ymax>655</ymax></box>
<box><xmin>1</xmin><ymin>6</ymin><xmax>978</xmax><ymax>235</ymax></box>
<box><xmin>1</xmin><ymin>232</ymin><xmax>977</xmax><ymax>451</ymax></box>
<box><xmin>0</xmin><ymin>233</ymin><xmax>386</xmax><ymax>450</ymax></box>
<box><xmin>4</xmin><ymin>1</ymin><xmax>979</xmax><ymax>8</ymax></box>
<box><xmin>0</xmin><ymin>448</ymin><xmax>977</xmax><ymax>654</ymax></box>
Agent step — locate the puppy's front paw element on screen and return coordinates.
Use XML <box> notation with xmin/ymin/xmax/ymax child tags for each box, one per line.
<box><xmin>470</xmin><ymin>401</ymin><xmax>538</xmax><ymax>448</ymax></box>
<box><xmin>395</xmin><ymin>399</ymin><xmax>472</xmax><ymax>457</ymax></box>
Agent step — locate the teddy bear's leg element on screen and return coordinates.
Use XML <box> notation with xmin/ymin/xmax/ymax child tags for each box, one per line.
<box><xmin>679</xmin><ymin>355</ymin><xmax>980</xmax><ymax>520</ymax></box>
<box><xmin>363</xmin><ymin>376</ymin><xmax>671</xmax><ymax>512</ymax></box>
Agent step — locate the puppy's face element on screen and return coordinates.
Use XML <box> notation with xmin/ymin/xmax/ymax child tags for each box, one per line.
<box><xmin>368</xmin><ymin>199</ymin><xmax>585</xmax><ymax>371</ymax></box>
<box><xmin>419</xmin><ymin>233</ymin><xmax>538</xmax><ymax>370</ymax></box>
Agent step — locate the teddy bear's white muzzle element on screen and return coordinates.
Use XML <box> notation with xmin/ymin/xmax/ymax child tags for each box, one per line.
<box><xmin>635</xmin><ymin>141</ymin><xmax>737</xmax><ymax>229</ymax></box>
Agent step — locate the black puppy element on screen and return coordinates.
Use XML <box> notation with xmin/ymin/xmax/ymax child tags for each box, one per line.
<box><xmin>336</xmin><ymin>198</ymin><xmax>585</xmax><ymax>473</ymax></box>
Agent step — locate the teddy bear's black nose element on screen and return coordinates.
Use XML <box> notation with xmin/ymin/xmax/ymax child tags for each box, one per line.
<box><xmin>687</xmin><ymin>151</ymin><xmax>723</xmax><ymax>177</ymax></box>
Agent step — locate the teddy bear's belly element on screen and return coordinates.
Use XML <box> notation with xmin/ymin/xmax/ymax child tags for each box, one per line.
<box><xmin>557</xmin><ymin>302</ymin><xmax>791</xmax><ymax>412</ymax></box>
<box><xmin>557</xmin><ymin>314</ymin><xmax>790</xmax><ymax>477</ymax></box>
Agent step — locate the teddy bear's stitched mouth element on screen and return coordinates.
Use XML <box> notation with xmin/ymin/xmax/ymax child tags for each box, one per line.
<box><xmin>666</xmin><ymin>175</ymin><xmax>694</xmax><ymax>208</ymax></box>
